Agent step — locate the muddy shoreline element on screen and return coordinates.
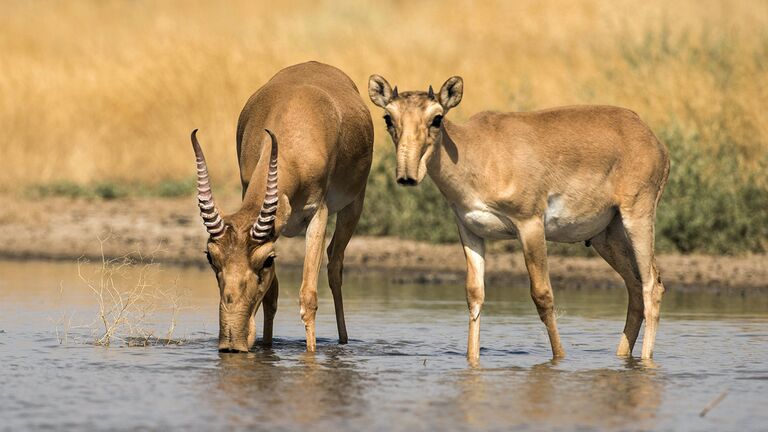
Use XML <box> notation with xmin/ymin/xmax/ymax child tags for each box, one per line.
<box><xmin>2</xmin><ymin>196</ymin><xmax>766</xmax><ymax>293</ymax></box>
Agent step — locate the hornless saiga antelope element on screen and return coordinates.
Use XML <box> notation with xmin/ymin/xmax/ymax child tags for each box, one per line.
<box><xmin>192</xmin><ymin>62</ymin><xmax>373</xmax><ymax>352</ymax></box>
<box><xmin>368</xmin><ymin>75</ymin><xmax>670</xmax><ymax>361</ymax></box>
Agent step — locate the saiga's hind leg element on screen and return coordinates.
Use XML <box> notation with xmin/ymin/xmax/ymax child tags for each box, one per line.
<box><xmin>261</xmin><ymin>275</ymin><xmax>279</xmax><ymax>346</ymax></box>
<box><xmin>326</xmin><ymin>190</ymin><xmax>366</xmax><ymax>344</ymax></box>
<box><xmin>590</xmin><ymin>215</ymin><xmax>644</xmax><ymax>356</ymax></box>
<box><xmin>621</xmin><ymin>201</ymin><xmax>665</xmax><ymax>360</ymax></box>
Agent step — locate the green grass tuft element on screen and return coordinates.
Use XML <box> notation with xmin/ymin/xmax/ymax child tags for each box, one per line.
<box><xmin>156</xmin><ymin>179</ymin><xmax>196</xmax><ymax>198</ymax></box>
<box><xmin>93</xmin><ymin>182</ymin><xmax>128</xmax><ymax>200</ymax></box>
<box><xmin>27</xmin><ymin>178</ymin><xmax>197</xmax><ymax>200</ymax></box>
<box><xmin>29</xmin><ymin>181</ymin><xmax>92</xmax><ymax>199</ymax></box>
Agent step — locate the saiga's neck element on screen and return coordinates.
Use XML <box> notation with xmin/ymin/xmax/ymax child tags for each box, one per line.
<box><xmin>425</xmin><ymin>119</ymin><xmax>470</xmax><ymax>204</ymax></box>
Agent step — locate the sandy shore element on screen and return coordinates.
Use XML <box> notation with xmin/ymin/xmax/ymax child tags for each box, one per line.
<box><xmin>2</xmin><ymin>196</ymin><xmax>766</xmax><ymax>293</ymax></box>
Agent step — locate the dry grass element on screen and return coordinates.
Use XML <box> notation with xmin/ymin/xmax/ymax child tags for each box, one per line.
<box><xmin>71</xmin><ymin>236</ymin><xmax>187</xmax><ymax>346</ymax></box>
<box><xmin>2</xmin><ymin>0</ymin><xmax>767</xmax><ymax>188</ymax></box>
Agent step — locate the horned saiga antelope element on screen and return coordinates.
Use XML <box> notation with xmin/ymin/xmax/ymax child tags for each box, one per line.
<box><xmin>368</xmin><ymin>75</ymin><xmax>670</xmax><ymax>360</ymax></box>
<box><xmin>192</xmin><ymin>62</ymin><xmax>373</xmax><ymax>352</ymax></box>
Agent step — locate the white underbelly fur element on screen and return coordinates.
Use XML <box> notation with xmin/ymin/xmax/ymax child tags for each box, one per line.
<box><xmin>543</xmin><ymin>195</ymin><xmax>615</xmax><ymax>243</ymax></box>
<box><xmin>455</xmin><ymin>205</ymin><xmax>518</xmax><ymax>239</ymax></box>
<box><xmin>455</xmin><ymin>196</ymin><xmax>615</xmax><ymax>243</ymax></box>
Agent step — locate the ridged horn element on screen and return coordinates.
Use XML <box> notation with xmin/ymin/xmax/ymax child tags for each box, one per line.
<box><xmin>250</xmin><ymin>129</ymin><xmax>279</xmax><ymax>243</ymax></box>
<box><xmin>191</xmin><ymin>129</ymin><xmax>225</xmax><ymax>239</ymax></box>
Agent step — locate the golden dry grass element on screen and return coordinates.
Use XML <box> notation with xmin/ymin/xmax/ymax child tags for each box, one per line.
<box><xmin>2</xmin><ymin>0</ymin><xmax>767</xmax><ymax>189</ymax></box>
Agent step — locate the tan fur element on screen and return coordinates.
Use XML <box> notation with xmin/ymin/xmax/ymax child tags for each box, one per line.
<box><xmin>369</xmin><ymin>75</ymin><xmax>670</xmax><ymax>361</ymax></box>
<box><xmin>198</xmin><ymin>62</ymin><xmax>373</xmax><ymax>352</ymax></box>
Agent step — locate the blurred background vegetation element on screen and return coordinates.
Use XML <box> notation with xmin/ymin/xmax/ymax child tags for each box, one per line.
<box><xmin>2</xmin><ymin>0</ymin><xmax>766</xmax><ymax>254</ymax></box>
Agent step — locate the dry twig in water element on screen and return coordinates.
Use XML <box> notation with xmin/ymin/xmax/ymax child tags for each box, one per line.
<box><xmin>699</xmin><ymin>389</ymin><xmax>728</xmax><ymax>417</ymax></box>
<box><xmin>74</xmin><ymin>235</ymin><xmax>187</xmax><ymax>346</ymax></box>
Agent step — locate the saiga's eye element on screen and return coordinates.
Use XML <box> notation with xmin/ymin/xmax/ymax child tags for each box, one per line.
<box><xmin>383</xmin><ymin>114</ymin><xmax>393</xmax><ymax>128</ymax></box>
<box><xmin>263</xmin><ymin>255</ymin><xmax>275</xmax><ymax>268</ymax></box>
<box><xmin>430</xmin><ymin>115</ymin><xmax>443</xmax><ymax>128</ymax></box>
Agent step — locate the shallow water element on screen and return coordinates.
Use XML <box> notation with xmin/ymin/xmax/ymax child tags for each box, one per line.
<box><xmin>1</xmin><ymin>260</ymin><xmax>766</xmax><ymax>431</ymax></box>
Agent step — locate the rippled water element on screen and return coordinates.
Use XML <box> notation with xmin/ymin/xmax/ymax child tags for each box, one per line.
<box><xmin>1</xmin><ymin>260</ymin><xmax>766</xmax><ymax>431</ymax></box>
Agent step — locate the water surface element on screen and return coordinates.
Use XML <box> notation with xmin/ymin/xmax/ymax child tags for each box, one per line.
<box><xmin>1</xmin><ymin>260</ymin><xmax>766</xmax><ymax>431</ymax></box>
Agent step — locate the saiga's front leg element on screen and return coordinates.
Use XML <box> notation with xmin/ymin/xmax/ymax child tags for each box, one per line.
<box><xmin>261</xmin><ymin>275</ymin><xmax>279</xmax><ymax>346</ymax></box>
<box><xmin>518</xmin><ymin>218</ymin><xmax>565</xmax><ymax>358</ymax></box>
<box><xmin>300</xmin><ymin>204</ymin><xmax>328</xmax><ymax>352</ymax></box>
<box><xmin>457</xmin><ymin>223</ymin><xmax>485</xmax><ymax>363</ymax></box>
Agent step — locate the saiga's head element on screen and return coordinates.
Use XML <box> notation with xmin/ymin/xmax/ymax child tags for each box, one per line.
<box><xmin>191</xmin><ymin>129</ymin><xmax>279</xmax><ymax>353</ymax></box>
<box><xmin>368</xmin><ymin>75</ymin><xmax>463</xmax><ymax>186</ymax></box>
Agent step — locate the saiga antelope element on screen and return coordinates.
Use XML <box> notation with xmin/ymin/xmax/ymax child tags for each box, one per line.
<box><xmin>192</xmin><ymin>61</ymin><xmax>373</xmax><ymax>352</ymax></box>
<box><xmin>368</xmin><ymin>75</ymin><xmax>670</xmax><ymax>360</ymax></box>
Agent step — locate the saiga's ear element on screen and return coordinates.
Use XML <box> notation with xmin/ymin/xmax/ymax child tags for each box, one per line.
<box><xmin>439</xmin><ymin>76</ymin><xmax>463</xmax><ymax>111</ymax></box>
<box><xmin>368</xmin><ymin>75</ymin><xmax>394</xmax><ymax>108</ymax></box>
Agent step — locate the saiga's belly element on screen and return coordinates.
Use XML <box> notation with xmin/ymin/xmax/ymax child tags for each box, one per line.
<box><xmin>454</xmin><ymin>195</ymin><xmax>615</xmax><ymax>243</ymax></box>
<box><xmin>543</xmin><ymin>194</ymin><xmax>616</xmax><ymax>243</ymax></box>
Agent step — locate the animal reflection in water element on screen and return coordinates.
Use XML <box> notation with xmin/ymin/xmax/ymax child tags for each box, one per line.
<box><xmin>455</xmin><ymin>360</ymin><xmax>663</xmax><ymax>430</ymax></box>
<box><xmin>210</xmin><ymin>348</ymin><xmax>662</xmax><ymax>430</ymax></box>
<box><xmin>211</xmin><ymin>344</ymin><xmax>368</xmax><ymax>427</ymax></box>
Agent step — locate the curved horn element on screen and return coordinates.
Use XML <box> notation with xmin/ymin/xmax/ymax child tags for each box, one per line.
<box><xmin>250</xmin><ymin>129</ymin><xmax>279</xmax><ymax>243</ymax></box>
<box><xmin>191</xmin><ymin>129</ymin><xmax>225</xmax><ymax>239</ymax></box>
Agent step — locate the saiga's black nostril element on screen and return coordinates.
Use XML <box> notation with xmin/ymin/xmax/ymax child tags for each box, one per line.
<box><xmin>397</xmin><ymin>177</ymin><xmax>417</xmax><ymax>186</ymax></box>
